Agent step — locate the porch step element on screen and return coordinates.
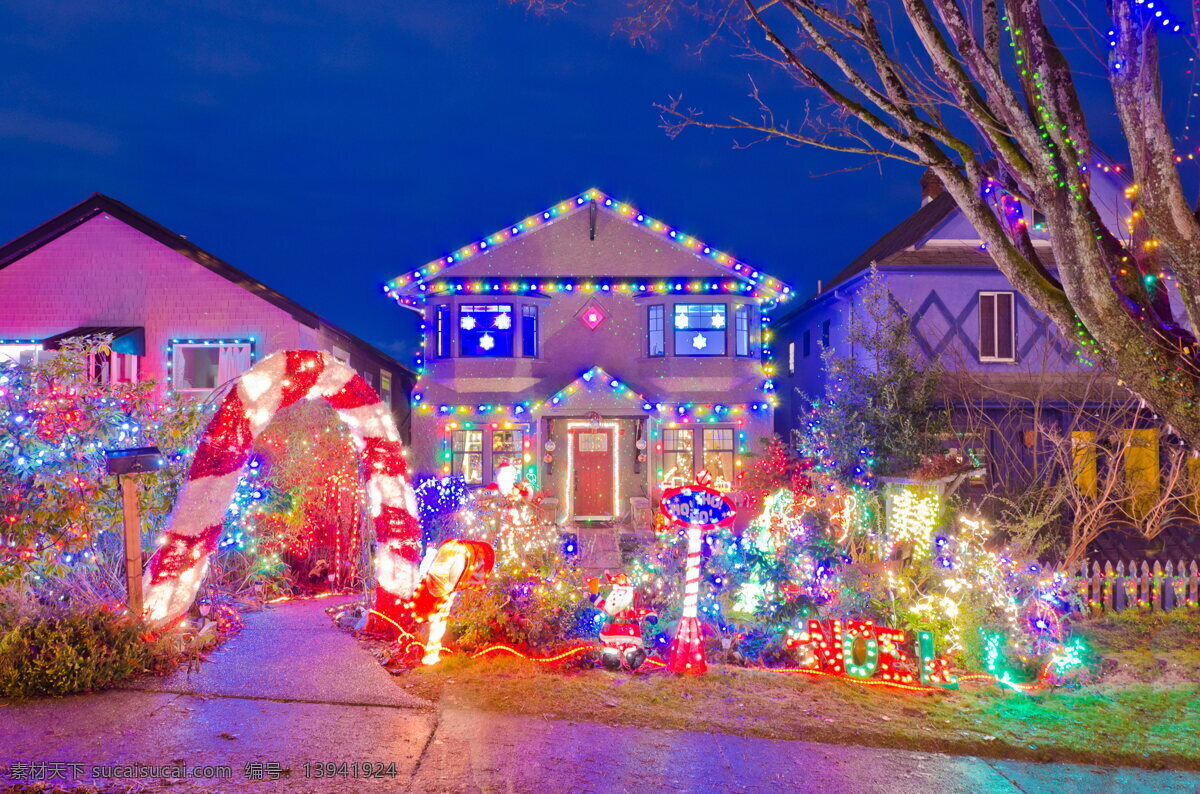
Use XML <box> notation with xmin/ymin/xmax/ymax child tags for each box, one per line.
<box><xmin>569</xmin><ymin>525</ymin><xmax>654</xmax><ymax>574</ymax></box>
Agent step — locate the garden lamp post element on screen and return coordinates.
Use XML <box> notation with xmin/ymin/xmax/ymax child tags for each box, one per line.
<box><xmin>104</xmin><ymin>446</ymin><xmax>165</xmax><ymax>618</ymax></box>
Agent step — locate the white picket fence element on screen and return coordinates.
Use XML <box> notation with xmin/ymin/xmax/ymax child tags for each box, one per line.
<box><xmin>1073</xmin><ymin>559</ymin><xmax>1200</xmax><ymax>613</ymax></box>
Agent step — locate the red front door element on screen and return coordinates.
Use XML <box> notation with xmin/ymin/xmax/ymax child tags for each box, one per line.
<box><xmin>572</xmin><ymin>426</ymin><xmax>615</xmax><ymax>519</ymax></box>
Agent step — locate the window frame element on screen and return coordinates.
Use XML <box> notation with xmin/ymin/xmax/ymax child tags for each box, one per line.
<box><xmin>735</xmin><ymin>304</ymin><xmax>751</xmax><ymax>357</ymax></box>
<box><xmin>701</xmin><ymin>427</ymin><xmax>736</xmax><ymax>492</ymax></box>
<box><xmin>450</xmin><ymin>428</ymin><xmax>485</xmax><ymax>485</ymax></box>
<box><xmin>648</xmin><ymin>304</ymin><xmax>665</xmax><ymax>357</ymax></box>
<box><xmin>380</xmin><ymin>371</ymin><xmax>393</xmax><ymax>408</ymax></box>
<box><xmin>802</xmin><ymin>330</ymin><xmax>811</xmax><ymax>358</ymax></box>
<box><xmin>788</xmin><ymin>341</ymin><xmax>795</xmax><ymax>375</ymax></box>
<box><xmin>659</xmin><ymin>425</ymin><xmax>738</xmax><ymax>490</ymax></box>
<box><xmin>459</xmin><ymin>303</ymin><xmax>515</xmax><ymax>358</ymax></box>
<box><xmin>434</xmin><ymin>304</ymin><xmax>451</xmax><ymax>359</ymax></box>
<box><xmin>977</xmin><ymin>291</ymin><xmax>1017</xmax><ymax>363</ymax></box>
<box><xmin>821</xmin><ymin>320</ymin><xmax>831</xmax><ymax>349</ymax></box>
<box><xmin>673</xmin><ymin>303</ymin><xmax>728</xmax><ymax>357</ymax></box>
<box><xmin>169</xmin><ymin>339</ymin><xmax>255</xmax><ymax>393</ymax></box>
<box><xmin>521</xmin><ymin>305</ymin><xmax>539</xmax><ymax>358</ymax></box>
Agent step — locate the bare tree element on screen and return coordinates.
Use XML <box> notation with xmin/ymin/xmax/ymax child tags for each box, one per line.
<box><xmin>537</xmin><ymin>0</ymin><xmax>1200</xmax><ymax>445</ymax></box>
<box><xmin>945</xmin><ymin>354</ymin><xmax>1200</xmax><ymax>567</ymax></box>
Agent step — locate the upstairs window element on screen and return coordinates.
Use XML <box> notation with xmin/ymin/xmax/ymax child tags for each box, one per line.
<box><xmin>522</xmin><ymin>306</ymin><xmax>539</xmax><ymax>358</ymax></box>
<box><xmin>171</xmin><ymin>341</ymin><xmax>253</xmax><ymax>392</ymax></box>
<box><xmin>978</xmin><ymin>292</ymin><xmax>1016</xmax><ymax>362</ymax></box>
<box><xmin>821</xmin><ymin>320</ymin><xmax>831</xmax><ymax>349</ymax></box>
<box><xmin>788</xmin><ymin>342</ymin><xmax>795</xmax><ymax>375</ymax></box>
<box><xmin>460</xmin><ymin>304</ymin><xmax>514</xmax><ymax>357</ymax></box>
<box><xmin>735</xmin><ymin>304</ymin><xmax>750</xmax><ymax>357</ymax></box>
<box><xmin>380</xmin><ymin>371</ymin><xmax>393</xmax><ymax>408</ymax></box>
<box><xmin>674</xmin><ymin>303</ymin><xmax>726</xmax><ymax>356</ymax></box>
<box><xmin>803</xmin><ymin>330</ymin><xmax>811</xmax><ymax>358</ymax></box>
<box><xmin>434</xmin><ymin>305</ymin><xmax>451</xmax><ymax>358</ymax></box>
<box><xmin>648</xmin><ymin>305</ymin><xmax>665</xmax><ymax>357</ymax></box>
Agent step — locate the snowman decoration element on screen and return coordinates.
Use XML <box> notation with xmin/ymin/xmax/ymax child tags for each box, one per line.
<box><xmin>592</xmin><ymin>572</ymin><xmax>658</xmax><ymax>671</ymax></box>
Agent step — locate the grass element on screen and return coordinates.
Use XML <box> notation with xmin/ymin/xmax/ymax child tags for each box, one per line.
<box><xmin>380</xmin><ymin>612</ymin><xmax>1200</xmax><ymax>771</ymax></box>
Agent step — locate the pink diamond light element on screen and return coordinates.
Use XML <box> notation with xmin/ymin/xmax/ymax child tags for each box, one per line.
<box><xmin>578</xmin><ymin>299</ymin><xmax>608</xmax><ymax>330</ymax></box>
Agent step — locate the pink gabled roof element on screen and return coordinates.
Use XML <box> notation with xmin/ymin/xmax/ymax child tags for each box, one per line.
<box><xmin>385</xmin><ymin>188</ymin><xmax>792</xmax><ymax>300</ymax></box>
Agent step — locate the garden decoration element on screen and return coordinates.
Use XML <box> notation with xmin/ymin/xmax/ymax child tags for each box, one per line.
<box><xmin>142</xmin><ymin>350</ymin><xmax>421</xmax><ymax>629</ymax></box>
<box><xmin>411</xmin><ymin>539</ymin><xmax>496</xmax><ymax>664</ymax></box>
<box><xmin>659</xmin><ymin>473</ymin><xmax>736</xmax><ymax>674</ymax></box>
<box><xmin>591</xmin><ymin>572</ymin><xmax>658</xmax><ymax>671</ymax></box>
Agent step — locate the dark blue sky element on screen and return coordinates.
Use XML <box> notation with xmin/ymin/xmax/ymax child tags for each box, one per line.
<box><xmin>0</xmin><ymin>1</ymin><xmax>1177</xmax><ymax>362</ymax></box>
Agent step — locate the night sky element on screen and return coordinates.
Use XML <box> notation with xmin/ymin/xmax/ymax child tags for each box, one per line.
<box><xmin>0</xmin><ymin>1</ymin><xmax>1180</xmax><ymax>363</ymax></box>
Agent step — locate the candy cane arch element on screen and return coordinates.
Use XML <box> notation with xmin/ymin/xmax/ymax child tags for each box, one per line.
<box><xmin>660</xmin><ymin>480</ymin><xmax>736</xmax><ymax>674</ymax></box>
<box><xmin>142</xmin><ymin>350</ymin><xmax>421</xmax><ymax>628</ymax></box>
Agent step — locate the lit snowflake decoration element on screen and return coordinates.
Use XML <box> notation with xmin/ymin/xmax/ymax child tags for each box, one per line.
<box><xmin>710</xmin><ymin>312</ymin><xmax>726</xmax><ymax>329</ymax></box>
<box><xmin>675</xmin><ymin>311</ymin><xmax>689</xmax><ymax>329</ymax></box>
<box><xmin>691</xmin><ymin>333</ymin><xmax>707</xmax><ymax>350</ymax></box>
<box><xmin>461</xmin><ymin>315</ymin><xmax>477</xmax><ymax>331</ymax></box>
<box><xmin>479</xmin><ymin>333</ymin><xmax>495</xmax><ymax>351</ymax></box>
<box><xmin>494</xmin><ymin>312</ymin><xmax>512</xmax><ymax>330</ymax></box>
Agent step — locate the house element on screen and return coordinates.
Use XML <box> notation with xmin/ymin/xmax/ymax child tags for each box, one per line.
<box><xmin>0</xmin><ymin>193</ymin><xmax>414</xmax><ymax>437</ymax></box>
<box><xmin>773</xmin><ymin>168</ymin><xmax>1200</xmax><ymax>561</ymax></box>
<box><xmin>386</xmin><ymin>188</ymin><xmax>792</xmax><ymax>560</ymax></box>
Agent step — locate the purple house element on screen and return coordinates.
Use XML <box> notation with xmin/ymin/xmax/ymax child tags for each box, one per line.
<box><xmin>774</xmin><ymin>170</ymin><xmax>1200</xmax><ymax>560</ymax></box>
<box><xmin>387</xmin><ymin>189</ymin><xmax>792</xmax><ymax>561</ymax></box>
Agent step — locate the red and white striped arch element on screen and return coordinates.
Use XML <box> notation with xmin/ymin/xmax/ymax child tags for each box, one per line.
<box><xmin>142</xmin><ymin>350</ymin><xmax>421</xmax><ymax>628</ymax></box>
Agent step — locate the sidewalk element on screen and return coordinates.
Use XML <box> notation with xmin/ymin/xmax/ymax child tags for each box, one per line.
<box><xmin>1</xmin><ymin>597</ymin><xmax>1198</xmax><ymax>793</ymax></box>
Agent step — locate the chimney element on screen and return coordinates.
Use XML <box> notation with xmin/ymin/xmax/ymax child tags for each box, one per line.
<box><xmin>920</xmin><ymin>168</ymin><xmax>945</xmax><ymax>205</ymax></box>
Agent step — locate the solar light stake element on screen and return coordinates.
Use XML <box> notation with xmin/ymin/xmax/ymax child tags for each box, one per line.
<box><xmin>104</xmin><ymin>447</ymin><xmax>165</xmax><ymax>618</ymax></box>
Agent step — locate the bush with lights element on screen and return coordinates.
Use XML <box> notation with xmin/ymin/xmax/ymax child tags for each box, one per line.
<box><xmin>443</xmin><ymin>473</ymin><xmax>589</xmax><ymax>654</ymax></box>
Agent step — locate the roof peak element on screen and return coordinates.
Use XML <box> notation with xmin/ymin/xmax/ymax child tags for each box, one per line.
<box><xmin>385</xmin><ymin>188</ymin><xmax>792</xmax><ymax>301</ymax></box>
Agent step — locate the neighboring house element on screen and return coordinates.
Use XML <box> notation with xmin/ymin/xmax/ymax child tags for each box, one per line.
<box><xmin>774</xmin><ymin>170</ymin><xmax>1200</xmax><ymax>561</ymax></box>
<box><xmin>0</xmin><ymin>193</ymin><xmax>414</xmax><ymax>438</ymax></box>
<box><xmin>386</xmin><ymin>188</ymin><xmax>792</xmax><ymax>553</ymax></box>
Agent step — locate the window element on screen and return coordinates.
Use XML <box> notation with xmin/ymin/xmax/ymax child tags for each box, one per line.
<box><xmin>451</xmin><ymin>429</ymin><xmax>484</xmax><ymax>484</ymax></box>
<box><xmin>1071</xmin><ymin>431</ymin><xmax>1097</xmax><ymax>499</ymax></box>
<box><xmin>660</xmin><ymin>426</ymin><xmax>738</xmax><ymax>490</ymax></box>
<box><xmin>331</xmin><ymin>346</ymin><xmax>350</xmax><ymax>364</ymax></box>
<box><xmin>803</xmin><ymin>330</ymin><xmax>811</xmax><ymax>358</ymax></box>
<box><xmin>702</xmin><ymin>428</ymin><xmax>735</xmax><ymax>491</ymax></box>
<box><xmin>788</xmin><ymin>342</ymin><xmax>795</xmax><ymax>375</ymax></box>
<box><xmin>171</xmin><ymin>342</ymin><xmax>253</xmax><ymax>392</ymax></box>
<box><xmin>0</xmin><ymin>343</ymin><xmax>41</xmax><ymax>366</ymax></box>
<box><xmin>522</xmin><ymin>306</ymin><xmax>539</xmax><ymax>358</ymax></box>
<box><xmin>735</xmin><ymin>305</ymin><xmax>750</xmax><ymax>357</ymax></box>
<box><xmin>674</xmin><ymin>303</ymin><xmax>726</xmax><ymax>356</ymax></box>
<box><xmin>661</xmin><ymin>428</ymin><xmax>695</xmax><ymax>488</ymax></box>
<box><xmin>460</xmin><ymin>304</ymin><xmax>514</xmax><ymax>357</ymax></box>
<box><xmin>435</xmin><ymin>305</ymin><xmax>451</xmax><ymax>359</ymax></box>
<box><xmin>1124</xmin><ymin>428</ymin><xmax>1159</xmax><ymax>519</ymax></box>
<box><xmin>492</xmin><ymin>428</ymin><xmax>524</xmax><ymax>478</ymax></box>
<box><xmin>380</xmin><ymin>371</ymin><xmax>393</xmax><ymax>408</ymax></box>
<box><xmin>821</xmin><ymin>320</ymin><xmax>831</xmax><ymax>349</ymax></box>
<box><xmin>648</xmin><ymin>305</ymin><xmax>665</xmax><ymax>357</ymax></box>
<box><xmin>88</xmin><ymin>350</ymin><xmax>139</xmax><ymax>384</ymax></box>
<box><xmin>978</xmin><ymin>292</ymin><xmax>1016</xmax><ymax>362</ymax></box>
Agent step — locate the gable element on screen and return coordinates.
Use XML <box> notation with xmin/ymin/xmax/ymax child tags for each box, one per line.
<box><xmin>386</xmin><ymin>189</ymin><xmax>791</xmax><ymax>300</ymax></box>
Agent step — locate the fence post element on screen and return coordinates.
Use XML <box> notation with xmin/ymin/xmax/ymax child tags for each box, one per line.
<box><xmin>1191</xmin><ymin>561</ymin><xmax>1199</xmax><ymax>609</ymax></box>
<box><xmin>1152</xmin><ymin>560</ymin><xmax>1164</xmax><ymax>611</ymax></box>
<box><xmin>1104</xmin><ymin>560</ymin><xmax>1115</xmax><ymax>612</ymax></box>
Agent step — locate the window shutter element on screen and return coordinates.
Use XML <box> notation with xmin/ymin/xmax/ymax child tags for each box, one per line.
<box><xmin>978</xmin><ymin>293</ymin><xmax>996</xmax><ymax>359</ymax></box>
<box><xmin>996</xmin><ymin>293</ymin><xmax>1014</xmax><ymax>360</ymax></box>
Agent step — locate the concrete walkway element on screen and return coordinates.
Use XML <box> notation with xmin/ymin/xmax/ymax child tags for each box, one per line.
<box><xmin>0</xmin><ymin>597</ymin><xmax>1197</xmax><ymax>793</ymax></box>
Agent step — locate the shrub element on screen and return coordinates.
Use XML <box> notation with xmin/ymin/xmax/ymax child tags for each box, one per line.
<box><xmin>0</xmin><ymin>608</ymin><xmax>173</xmax><ymax>698</ymax></box>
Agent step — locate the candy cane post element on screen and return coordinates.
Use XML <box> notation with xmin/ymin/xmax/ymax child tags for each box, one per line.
<box><xmin>409</xmin><ymin>539</ymin><xmax>495</xmax><ymax>664</ymax></box>
<box><xmin>659</xmin><ymin>477</ymin><xmax>736</xmax><ymax>674</ymax></box>
<box><xmin>142</xmin><ymin>350</ymin><xmax>422</xmax><ymax>630</ymax></box>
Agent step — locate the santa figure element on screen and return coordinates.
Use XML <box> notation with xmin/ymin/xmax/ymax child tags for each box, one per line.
<box><xmin>592</xmin><ymin>572</ymin><xmax>658</xmax><ymax>671</ymax></box>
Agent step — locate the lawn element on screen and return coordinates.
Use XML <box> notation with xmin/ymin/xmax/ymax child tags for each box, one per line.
<box><xmin>378</xmin><ymin>612</ymin><xmax>1200</xmax><ymax>771</ymax></box>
